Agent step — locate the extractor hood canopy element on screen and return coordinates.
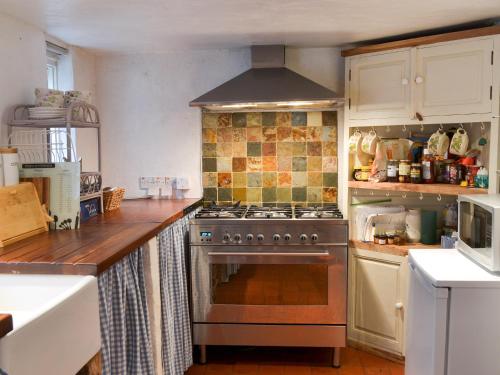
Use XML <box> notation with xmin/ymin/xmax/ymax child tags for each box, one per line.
<box><xmin>190</xmin><ymin>45</ymin><xmax>344</xmax><ymax>112</ymax></box>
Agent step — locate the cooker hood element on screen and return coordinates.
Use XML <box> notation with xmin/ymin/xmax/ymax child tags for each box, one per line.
<box><xmin>190</xmin><ymin>45</ymin><xmax>343</xmax><ymax>112</ymax></box>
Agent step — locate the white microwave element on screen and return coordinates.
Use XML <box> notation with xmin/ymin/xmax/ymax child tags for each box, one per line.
<box><xmin>457</xmin><ymin>194</ymin><xmax>500</xmax><ymax>272</ymax></box>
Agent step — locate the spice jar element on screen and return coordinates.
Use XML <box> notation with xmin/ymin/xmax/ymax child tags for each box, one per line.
<box><xmin>373</xmin><ymin>234</ymin><xmax>380</xmax><ymax>244</ymax></box>
<box><xmin>378</xmin><ymin>235</ymin><xmax>387</xmax><ymax>245</ymax></box>
<box><xmin>410</xmin><ymin>163</ymin><xmax>422</xmax><ymax>184</ymax></box>
<box><xmin>387</xmin><ymin>160</ymin><xmax>399</xmax><ymax>182</ymax></box>
<box><xmin>398</xmin><ymin>160</ymin><xmax>410</xmax><ymax>183</ymax></box>
<box><xmin>422</xmin><ymin>149</ymin><xmax>435</xmax><ymax>184</ymax></box>
<box><xmin>387</xmin><ymin>235</ymin><xmax>395</xmax><ymax>245</ymax></box>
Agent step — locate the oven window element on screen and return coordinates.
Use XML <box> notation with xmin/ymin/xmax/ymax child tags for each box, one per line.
<box><xmin>210</xmin><ymin>264</ymin><xmax>328</xmax><ymax>305</ymax></box>
<box><xmin>459</xmin><ymin>202</ymin><xmax>492</xmax><ymax>250</ymax></box>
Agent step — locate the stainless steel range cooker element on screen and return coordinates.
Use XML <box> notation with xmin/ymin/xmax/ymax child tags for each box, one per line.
<box><xmin>189</xmin><ymin>204</ymin><xmax>348</xmax><ymax>367</ymax></box>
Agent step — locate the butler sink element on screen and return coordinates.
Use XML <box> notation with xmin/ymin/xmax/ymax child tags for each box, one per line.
<box><xmin>0</xmin><ymin>274</ymin><xmax>100</xmax><ymax>375</ymax></box>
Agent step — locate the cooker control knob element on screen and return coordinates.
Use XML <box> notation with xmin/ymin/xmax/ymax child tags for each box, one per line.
<box><xmin>273</xmin><ymin>234</ymin><xmax>281</xmax><ymax>241</ymax></box>
<box><xmin>246</xmin><ymin>234</ymin><xmax>254</xmax><ymax>241</ymax></box>
<box><xmin>223</xmin><ymin>233</ymin><xmax>231</xmax><ymax>241</ymax></box>
<box><xmin>300</xmin><ymin>234</ymin><xmax>308</xmax><ymax>241</ymax></box>
<box><xmin>257</xmin><ymin>234</ymin><xmax>265</xmax><ymax>241</ymax></box>
<box><xmin>284</xmin><ymin>234</ymin><xmax>292</xmax><ymax>241</ymax></box>
<box><xmin>234</xmin><ymin>234</ymin><xmax>242</xmax><ymax>242</ymax></box>
<box><xmin>311</xmin><ymin>234</ymin><xmax>319</xmax><ymax>242</ymax></box>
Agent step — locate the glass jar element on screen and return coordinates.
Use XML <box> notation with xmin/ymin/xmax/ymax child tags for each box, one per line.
<box><xmin>387</xmin><ymin>160</ymin><xmax>399</xmax><ymax>182</ymax></box>
<box><xmin>398</xmin><ymin>160</ymin><xmax>410</xmax><ymax>183</ymax></box>
<box><xmin>378</xmin><ymin>235</ymin><xmax>387</xmax><ymax>245</ymax></box>
<box><xmin>449</xmin><ymin>163</ymin><xmax>464</xmax><ymax>185</ymax></box>
<box><xmin>410</xmin><ymin>163</ymin><xmax>422</xmax><ymax>184</ymax></box>
<box><xmin>422</xmin><ymin>149</ymin><xmax>435</xmax><ymax>184</ymax></box>
<box><xmin>360</xmin><ymin>166</ymin><xmax>371</xmax><ymax>181</ymax></box>
<box><xmin>435</xmin><ymin>159</ymin><xmax>453</xmax><ymax>184</ymax></box>
<box><xmin>353</xmin><ymin>167</ymin><xmax>363</xmax><ymax>181</ymax></box>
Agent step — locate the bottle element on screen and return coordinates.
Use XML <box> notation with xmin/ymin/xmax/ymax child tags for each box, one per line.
<box><xmin>421</xmin><ymin>149</ymin><xmax>434</xmax><ymax>184</ymax></box>
<box><xmin>398</xmin><ymin>160</ymin><xmax>410</xmax><ymax>183</ymax></box>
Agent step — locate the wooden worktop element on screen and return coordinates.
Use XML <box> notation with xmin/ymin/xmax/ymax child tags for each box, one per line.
<box><xmin>0</xmin><ymin>314</ymin><xmax>13</xmax><ymax>339</ymax></box>
<box><xmin>0</xmin><ymin>198</ymin><xmax>202</xmax><ymax>276</ymax></box>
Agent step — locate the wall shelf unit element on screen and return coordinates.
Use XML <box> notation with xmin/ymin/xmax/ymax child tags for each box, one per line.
<box><xmin>348</xmin><ymin>181</ymin><xmax>487</xmax><ymax>196</ymax></box>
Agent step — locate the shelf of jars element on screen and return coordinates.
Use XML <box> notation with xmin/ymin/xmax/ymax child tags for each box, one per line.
<box><xmin>348</xmin><ymin>180</ymin><xmax>487</xmax><ymax>196</ymax></box>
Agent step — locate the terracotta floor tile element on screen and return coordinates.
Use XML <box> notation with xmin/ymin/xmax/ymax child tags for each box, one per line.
<box><xmin>234</xmin><ymin>363</ymin><xmax>259</xmax><ymax>374</ymax></box>
<box><xmin>310</xmin><ymin>366</ymin><xmax>340</xmax><ymax>374</ymax></box>
<box><xmin>359</xmin><ymin>352</ymin><xmax>390</xmax><ymax>368</ymax></box>
<box><xmin>388</xmin><ymin>363</ymin><xmax>404</xmax><ymax>375</ymax></box>
<box><xmin>259</xmin><ymin>364</ymin><xmax>285</xmax><ymax>375</ymax></box>
<box><xmin>339</xmin><ymin>366</ymin><xmax>364</xmax><ymax>375</ymax></box>
<box><xmin>363</xmin><ymin>367</ymin><xmax>391</xmax><ymax>375</ymax></box>
<box><xmin>283</xmin><ymin>365</ymin><xmax>312</xmax><ymax>374</ymax></box>
<box><xmin>206</xmin><ymin>363</ymin><xmax>233</xmax><ymax>374</ymax></box>
<box><xmin>186</xmin><ymin>364</ymin><xmax>207</xmax><ymax>375</ymax></box>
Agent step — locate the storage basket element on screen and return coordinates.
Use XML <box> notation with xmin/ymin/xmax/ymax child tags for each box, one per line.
<box><xmin>102</xmin><ymin>187</ymin><xmax>125</xmax><ymax>212</ymax></box>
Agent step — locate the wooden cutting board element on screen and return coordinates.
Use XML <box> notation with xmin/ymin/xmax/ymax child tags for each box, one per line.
<box><xmin>20</xmin><ymin>177</ymin><xmax>50</xmax><ymax>208</ymax></box>
<box><xmin>0</xmin><ymin>183</ymin><xmax>49</xmax><ymax>248</ymax></box>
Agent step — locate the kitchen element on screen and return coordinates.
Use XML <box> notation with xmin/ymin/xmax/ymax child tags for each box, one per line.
<box><xmin>0</xmin><ymin>1</ymin><xmax>500</xmax><ymax>374</ymax></box>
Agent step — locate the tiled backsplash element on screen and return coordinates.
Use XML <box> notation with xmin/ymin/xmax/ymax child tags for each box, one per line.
<box><xmin>202</xmin><ymin>111</ymin><xmax>338</xmax><ymax>205</ymax></box>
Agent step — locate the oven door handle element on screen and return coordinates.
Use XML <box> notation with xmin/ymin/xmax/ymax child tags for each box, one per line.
<box><xmin>207</xmin><ymin>252</ymin><xmax>330</xmax><ymax>257</ymax></box>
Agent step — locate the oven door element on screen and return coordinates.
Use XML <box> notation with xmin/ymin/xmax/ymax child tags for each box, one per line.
<box><xmin>190</xmin><ymin>245</ymin><xmax>347</xmax><ymax>325</ymax></box>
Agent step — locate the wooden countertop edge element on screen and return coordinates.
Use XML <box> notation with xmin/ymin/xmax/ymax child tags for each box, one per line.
<box><xmin>350</xmin><ymin>239</ymin><xmax>441</xmax><ymax>257</ymax></box>
<box><xmin>0</xmin><ymin>314</ymin><xmax>13</xmax><ymax>339</ymax></box>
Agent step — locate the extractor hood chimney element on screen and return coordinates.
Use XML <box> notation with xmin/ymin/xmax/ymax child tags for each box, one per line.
<box><xmin>189</xmin><ymin>45</ymin><xmax>343</xmax><ymax>112</ymax></box>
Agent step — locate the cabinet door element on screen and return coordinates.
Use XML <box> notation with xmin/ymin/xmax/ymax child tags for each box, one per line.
<box><xmin>415</xmin><ymin>38</ymin><xmax>493</xmax><ymax>116</ymax></box>
<box><xmin>348</xmin><ymin>248</ymin><xmax>407</xmax><ymax>356</ymax></box>
<box><xmin>349</xmin><ymin>50</ymin><xmax>412</xmax><ymax>120</ymax></box>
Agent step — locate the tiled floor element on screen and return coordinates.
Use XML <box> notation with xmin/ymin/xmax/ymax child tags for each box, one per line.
<box><xmin>185</xmin><ymin>346</ymin><xmax>404</xmax><ymax>375</ymax></box>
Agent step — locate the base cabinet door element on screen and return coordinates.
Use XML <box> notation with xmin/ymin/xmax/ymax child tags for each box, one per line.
<box><xmin>348</xmin><ymin>248</ymin><xmax>407</xmax><ymax>356</ymax></box>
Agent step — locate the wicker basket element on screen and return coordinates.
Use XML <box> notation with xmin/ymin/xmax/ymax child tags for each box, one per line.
<box><xmin>102</xmin><ymin>187</ymin><xmax>125</xmax><ymax>212</ymax></box>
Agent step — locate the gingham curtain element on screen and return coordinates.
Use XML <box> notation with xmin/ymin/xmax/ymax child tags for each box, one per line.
<box><xmin>157</xmin><ymin>209</ymin><xmax>198</xmax><ymax>375</ymax></box>
<box><xmin>98</xmin><ymin>247</ymin><xmax>155</xmax><ymax>375</ymax></box>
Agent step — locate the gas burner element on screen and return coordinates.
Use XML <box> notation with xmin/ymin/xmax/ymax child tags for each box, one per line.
<box><xmin>245</xmin><ymin>205</ymin><xmax>293</xmax><ymax>219</ymax></box>
<box><xmin>195</xmin><ymin>204</ymin><xmax>247</xmax><ymax>219</ymax></box>
<box><xmin>295</xmin><ymin>205</ymin><xmax>343</xmax><ymax>219</ymax></box>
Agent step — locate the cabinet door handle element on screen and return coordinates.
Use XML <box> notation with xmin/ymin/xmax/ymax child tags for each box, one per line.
<box><xmin>401</xmin><ymin>78</ymin><xmax>409</xmax><ymax>85</ymax></box>
<box><xmin>395</xmin><ymin>302</ymin><xmax>404</xmax><ymax>310</ymax></box>
<box><xmin>415</xmin><ymin>76</ymin><xmax>424</xmax><ymax>84</ymax></box>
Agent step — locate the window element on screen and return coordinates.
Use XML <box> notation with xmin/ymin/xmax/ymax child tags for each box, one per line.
<box><xmin>47</xmin><ymin>53</ymin><xmax>58</xmax><ymax>89</ymax></box>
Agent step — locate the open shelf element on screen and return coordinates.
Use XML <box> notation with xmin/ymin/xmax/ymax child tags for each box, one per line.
<box><xmin>350</xmin><ymin>239</ymin><xmax>441</xmax><ymax>257</ymax></box>
<box><xmin>348</xmin><ymin>180</ymin><xmax>487</xmax><ymax>196</ymax></box>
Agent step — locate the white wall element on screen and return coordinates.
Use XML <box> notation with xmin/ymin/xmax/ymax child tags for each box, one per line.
<box><xmin>0</xmin><ymin>12</ymin><xmax>47</xmax><ymax>143</ymax></box>
<box><xmin>95</xmin><ymin>47</ymin><xmax>344</xmax><ymax>199</ymax></box>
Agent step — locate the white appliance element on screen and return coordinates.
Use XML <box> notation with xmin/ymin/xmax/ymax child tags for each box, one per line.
<box><xmin>406</xmin><ymin>249</ymin><xmax>500</xmax><ymax>375</ymax></box>
<box><xmin>457</xmin><ymin>194</ymin><xmax>500</xmax><ymax>272</ymax></box>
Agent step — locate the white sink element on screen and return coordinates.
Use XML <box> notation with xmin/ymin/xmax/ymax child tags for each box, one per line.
<box><xmin>0</xmin><ymin>274</ymin><xmax>100</xmax><ymax>375</ymax></box>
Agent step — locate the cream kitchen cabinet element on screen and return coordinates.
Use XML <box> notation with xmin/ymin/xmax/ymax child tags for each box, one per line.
<box><xmin>348</xmin><ymin>248</ymin><xmax>408</xmax><ymax>357</ymax></box>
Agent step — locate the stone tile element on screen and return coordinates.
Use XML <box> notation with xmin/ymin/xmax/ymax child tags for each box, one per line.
<box><xmin>262</xmin><ymin>187</ymin><xmax>277</xmax><ymax>203</ymax></box>
<box><xmin>233</xmin><ymin>142</ymin><xmax>247</xmax><ymax>157</ymax></box>
<box><xmin>247</xmin><ymin>127</ymin><xmax>262</xmax><ymax>142</ymax></box>
<box><xmin>217</xmin><ymin>172</ymin><xmax>232</xmax><ymax>188</ymax></box>
<box><xmin>277</xmin><ymin>172</ymin><xmax>292</xmax><ymax>187</ymax></box>
<box><xmin>232</xmin><ymin>157</ymin><xmax>247</xmax><ymax>172</ymax></box>
<box><xmin>323</xmin><ymin>187</ymin><xmax>337</xmax><ymax>203</ymax></box>
<box><xmin>247</xmin><ymin>113</ymin><xmax>262</xmax><ymax>127</ymax></box>
<box><xmin>307</xmin><ymin>172</ymin><xmax>323</xmax><ymax>187</ymax></box>
<box><xmin>262</xmin><ymin>156</ymin><xmax>277</xmax><ymax>171</ymax></box>
<box><xmin>202</xmin><ymin>157</ymin><xmax>217</xmax><ymax>172</ymax></box>
<box><xmin>322</xmin><ymin>111</ymin><xmax>337</xmax><ymax>126</ymax></box>
<box><xmin>232</xmin><ymin>113</ymin><xmax>247</xmax><ymax>128</ymax></box>
<box><xmin>292</xmin><ymin>127</ymin><xmax>306</xmax><ymax>142</ymax></box>
<box><xmin>262</xmin><ymin>142</ymin><xmax>276</xmax><ymax>156</ymax></box>
<box><xmin>292</xmin><ymin>187</ymin><xmax>307</xmax><ymax>202</ymax></box>
<box><xmin>217</xmin><ymin>157</ymin><xmax>232</xmax><ymax>172</ymax></box>
<box><xmin>292</xmin><ymin>142</ymin><xmax>306</xmax><ymax>156</ymax></box>
<box><xmin>247</xmin><ymin>157</ymin><xmax>262</xmax><ymax>172</ymax></box>
<box><xmin>322</xmin><ymin>156</ymin><xmax>338</xmax><ymax>172</ymax></box>
<box><xmin>323</xmin><ymin>141</ymin><xmax>337</xmax><ymax>156</ymax></box>
<box><xmin>292</xmin><ymin>171</ymin><xmax>307</xmax><ymax>187</ymax></box>
<box><xmin>203</xmin><ymin>188</ymin><xmax>217</xmax><ymax>202</ymax></box>
<box><xmin>307</xmin><ymin>112</ymin><xmax>322</xmax><ymax>127</ymax></box>
<box><xmin>217</xmin><ymin>113</ymin><xmax>231</xmax><ymax>128</ymax></box>
<box><xmin>263</xmin><ymin>172</ymin><xmax>277</xmax><ymax>187</ymax></box>
<box><xmin>217</xmin><ymin>142</ymin><xmax>233</xmax><ymax>157</ymax></box>
<box><xmin>307</xmin><ymin>187</ymin><xmax>322</xmax><ymax>203</ymax></box>
<box><xmin>277</xmin><ymin>142</ymin><xmax>293</xmax><ymax>156</ymax></box>
<box><xmin>203</xmin><ymin>172</ymin><xmax>217</xmax><ymax>187</ymax></box>
<box><xmin>321</xmin><ymin>126</ymin><xmax>337</xmax><ymax>142</ymax></box>
<box><xmin>203</xmin><ymin>143</ymin><xmax>217</xmax><ymax>157</ymax></box>
<box><xmin>247</xmin><ymin>187</ymin><xmax>262</xmax><ymax>202</ymax></box>
<box><xmin>307</xmin><ymin>142</ymin><xmax>322</xmax><ymax>156</ymax></box>
<box><xmin>233</xmin><ymin>172</ymin><xmax>247</xmax><ymax>187</ymax></box>
<box><xmin>218</xmin><ymin>188</ymin><xmax>232</xmax><ymax>202</ymax></box>
<box><xmin>276</xmin><ymin>112</ymin><xmax>291</xmax><ymax>127</ymax></box>
<box><xmin>217</xmin><ymin>128</ymin><xmax>233</xmax><ymax>142</ymax></box>
<box><xmin>292</xmin><ymin>157</ymin><xmax>307</xmax><ymax>171</ymax></box>
<box><xmin>202</xmin><ymin>113</ymin><xmax>218</xmax><ymax>128</ymax></box>
<box><xmin>233</xmin><ymin>188</ymin><xmax>247</xmax><ymax>202</ymax></box>
<box><xmin>323</xmin><ymin>173</ymin><xmax>338</xmax><ymax>187</ymax></box>
<box><xmin>232</xmin><ymin>128</ymin><xmax>247</xmax><ymax>142</ymax></box>
<box><xmin>202</xmin><ymin>128</ymin><xmax>217</xmax><ymax>143</ymax></box>
<box><xmin>291</xmin><ymin>112</ymin><xmax>307</xmax><ymax>126</ymax></box>
<box><xmin>262</xmin><ymin>112</ymin><xmax>276</xmax><ymax>127</ymax></box>
<box><xmin>306</xmin><ymin>127</ymin><xmax>322</xmax><ymax>142</ymax></box>
<box><xmin>277</xmin><ymin>127</ymin><xmax>292</xmax><ymax>142</ymax></box>
<box><xmin>262</xmin><ymin>127</ymin><xmax>277</xmax><ymax>142</ymax></box>
<box><xmin>276</xmin><ymin>187</ymin><xmax>291</xmax><ymax>202</ymax></box>
<box><xmin>247</xmin><ymin>172</ymin><xmax>263</xmax><ymax>187</ymax></box>
<box><xmin>308</xmin><ymin>156</ymin><xmax>322</xmax><ymax>171</ymax></box>
<box><xmin>277</xmin><ymin>156</ymin><xmax>292</xmax><ymax>171</ymax></box>
<box><xmin>247</xmin><ymin>142</ymin><xmax>262</xmax><ymax>157</ymax></box>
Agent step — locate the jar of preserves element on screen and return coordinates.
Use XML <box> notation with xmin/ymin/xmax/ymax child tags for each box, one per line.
<box><xmin>398</xmin><ymin>160</ymin><xmax>411</xmax><ymax>183</ymax></box>
<box><xmin>449</xmin><ymin>163</ymin><xmax>464</xmax><ymax>185</ymax></box>
<box><xmin>410</xmin><ymin>163</ymin><xmax>422</xmax><ymax>184</ymax></box>
<box><xmin>360</xmin><ymin>166</ymin><xmax>371</xmax><ymax>181</ymax></box>
<box><xmin>387</xmin><ymin>160</ymin><xmax>399</xmax><ymax>182</ymax></box>
<box><xmin>435</xmin><ymin>159</ymin><xmax>453</xmax><ymax>184</ymax></box>
<box><xmin>378</xmin><ymin>235</ymin><xmax>387</xmax><ymax>245</ymax></box>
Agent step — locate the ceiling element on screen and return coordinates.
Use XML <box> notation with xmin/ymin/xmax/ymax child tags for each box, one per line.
<box><xmin>1</xmin><ymin>0</ymin><xmax>499</xmax><ymax>53</ymax></box>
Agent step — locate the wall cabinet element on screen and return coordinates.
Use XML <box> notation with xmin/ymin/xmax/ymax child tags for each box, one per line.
<box><xmin>347</xmin><ymin>36</ymin><xmax>495</xmax><ymax>123</ymax></box>
<box><xmin>348</xmin><ymin>248</ymin><xmax>408</xmax><ymax>356</ymax></box>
